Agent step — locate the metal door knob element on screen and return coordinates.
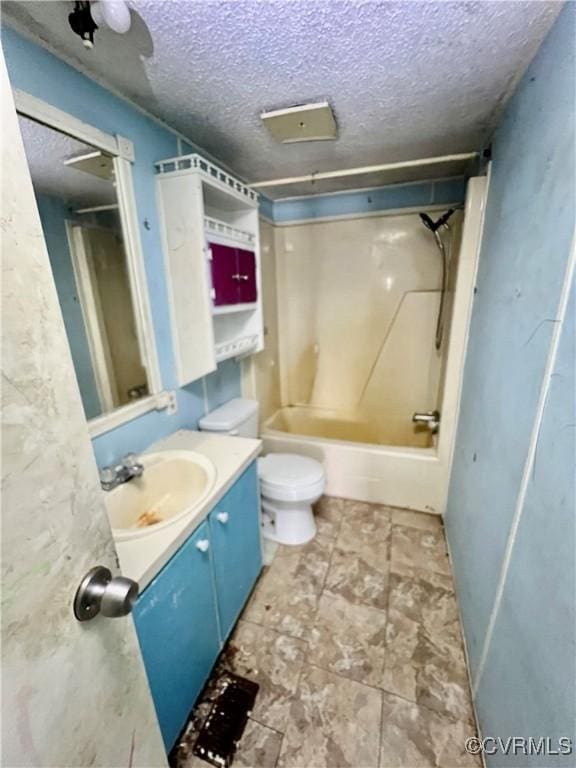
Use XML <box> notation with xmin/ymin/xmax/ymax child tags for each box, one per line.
<box><xmin>73</xmin><ymin>566</ymin><xmax>138</xmax><ymax>622</ymax></box>
<box><xmin>216</xmin><ymin>511</ymin><xmax>229</xmax><ymax>524</ymax></box>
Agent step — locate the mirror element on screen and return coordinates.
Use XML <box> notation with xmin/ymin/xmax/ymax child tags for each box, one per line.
<box><xmin>18</xmin><ymin>114</ymin><xmax>150</xmax><ymax>421</ymax></box>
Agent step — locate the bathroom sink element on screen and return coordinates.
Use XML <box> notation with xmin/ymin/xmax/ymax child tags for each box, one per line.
<box><xmin>105</xmin><ymin>451</ymin><xmax>217</xmax><ymax>541</ymax></box>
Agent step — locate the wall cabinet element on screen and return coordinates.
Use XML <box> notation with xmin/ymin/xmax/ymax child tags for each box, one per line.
<box><xmin>155</xmin><ymin>154</ymin><xmax>264</xmax><ymax>384</ymax></box>
<box><xmin>133</xmin><ymin>462</ymin><xmax>262</xmax><ymax>750</ymax></box>
<box><xmin>209</xmin><ymin>243</ymin><xmax>258</xmax><ymax>306</ymax></box>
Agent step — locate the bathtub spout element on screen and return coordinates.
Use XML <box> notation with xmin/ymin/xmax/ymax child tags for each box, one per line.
<box><xmin>412</xmin><ymin>410</ymin><xmax>440</xmax><ymax>434</ymax></box>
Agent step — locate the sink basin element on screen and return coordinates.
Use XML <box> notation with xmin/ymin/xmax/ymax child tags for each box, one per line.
<box><xmin>105</xmin><ymin>451</ymin><xmax>217</xmax><ymax>541</ymax></box>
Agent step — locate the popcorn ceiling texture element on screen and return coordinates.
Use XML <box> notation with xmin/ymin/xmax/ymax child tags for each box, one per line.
<box><xmin>18</xmin><ymin>115</ymin><xmax>116</xmax><ymax>206</ymax></box>
<box><xmin>3</xmin><ymin>1</ymin><xmax>560</xmax><ymax>186</ymax></box>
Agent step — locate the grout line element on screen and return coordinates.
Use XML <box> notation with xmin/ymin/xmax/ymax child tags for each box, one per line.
<box><xmin>246</xmin><ymin>715</ymin><xmax>284</xmax><ymax>737</ymax></box>
<box><xmin>472</xmin><ymin>228</ymin><xmax>576</xmax><ymax>697</ymax></box>
<box><xmin>273</xmin><ymin>733</ymin><xmax>285</xmax><ymax>768</ymax></box>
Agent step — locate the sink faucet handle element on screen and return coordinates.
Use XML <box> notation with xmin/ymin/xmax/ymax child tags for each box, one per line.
<box><xmin>99</xmin><ymin>466</ymin><xmax>116</xmax><ymax>490</ymax></box>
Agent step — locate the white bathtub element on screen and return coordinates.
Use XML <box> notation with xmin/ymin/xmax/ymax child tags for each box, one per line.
<box><xmin>262</xmin><ymin>405</ymin><xmax>444</xmax><ymax>514</ymax></box>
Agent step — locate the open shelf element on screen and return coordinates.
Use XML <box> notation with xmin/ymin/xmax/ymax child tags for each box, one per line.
<box><xmin>204</xmin><ymin>216</ymin><xmax>256</xmax><ymax>248</ymax></box>
<box><xmin>212</xmin><ymin>303</ymin><xmax>258</xmax><ymax>316</ymax></box>
<box><xmin>215</xmin><ymin>334</ymin><xmax>259</xmax><ymax>362</ymax></box>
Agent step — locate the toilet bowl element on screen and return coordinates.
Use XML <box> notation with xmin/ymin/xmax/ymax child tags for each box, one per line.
<box><xmin>258</xmin><ymin>453</ymin><xmax>325</xmax><ymax>545</ymax></box>
<box><xmin>198</xmin><ymin>398</ymin><xmax>326</xmax><ymax>546</ymax></box>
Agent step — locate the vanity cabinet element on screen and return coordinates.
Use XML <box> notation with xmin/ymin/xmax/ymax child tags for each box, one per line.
<box><xmin>209</xmin><ymin>462</ymin><xmax>262</xmax><ymax>638</ymax></box>
<box><xmin>133</xmin><ymin>520</ymin><xmax>220</xmax><ymax>750</ymax></box>
<box><xmin>133</xmin><ymin>461</ymin><xmax>262</xmax><ymax>750</ymax></box>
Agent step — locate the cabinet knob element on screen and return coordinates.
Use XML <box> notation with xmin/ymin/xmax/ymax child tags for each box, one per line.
<box><xmin>216</xmin><ymin>511</ymin><xmax>229</xmax><ymax>524</ymax></box>
<box><xmin>196</xmin><ymin>539</ymin><xmax>210</xmax><ymax>553</ymax></box>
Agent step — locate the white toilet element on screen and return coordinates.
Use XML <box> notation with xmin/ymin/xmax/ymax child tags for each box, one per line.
<box><xmin>199</xmin><ymin>398</ymin><xmax>325</xmax><ymax>545</ymax></box>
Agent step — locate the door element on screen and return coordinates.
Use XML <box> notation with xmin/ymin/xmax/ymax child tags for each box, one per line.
<box><xmin>209</xmin><ymin>463</ymin><xmax>262</xmax><ymax>639</ymax></box>
<box><xmin>236</xmin><ymin>248</ymin><xmax>258</xmax><ymax>303</ymax></box>
<box><xmin>1</xmin><ymin>53</ymin><xmax>166</xmax><ymax>767</ymax></box>
<box><xmin>69</xmin><ymin>223</ymin><xmax>148</xmax><ymax>408</ymax></box>
<box><xmin>133</xmin><ymin>522</ymin><xmax>221</xmax><ymax>750</ymax></box>
<box><xmin>209</xmin><ymin>242</ymin><xmax>239</xmax><ymax>305</ymax></box>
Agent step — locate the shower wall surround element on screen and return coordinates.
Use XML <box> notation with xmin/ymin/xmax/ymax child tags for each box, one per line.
<box><xmin>1</xmin><ymin>27</ymin><xmax>242</xmax><ymax>467</ymax></box>
<box><xmin>445</xmin><ymin>5</ymin><xmax>575</xmax><ymax>763</ymax></box>
<box><xmin>274</xmin><ymin>211</ymin><xmax>463</xmax><ymax>447</ymax></box>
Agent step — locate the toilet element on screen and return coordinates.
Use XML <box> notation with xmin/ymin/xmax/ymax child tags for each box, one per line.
<box><xmin>199</xmin><ymin>398</ymin><xmax>325</xmax><ymax>545</ymax></box>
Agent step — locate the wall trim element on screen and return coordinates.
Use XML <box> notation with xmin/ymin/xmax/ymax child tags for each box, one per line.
<box><xmin>275</xmin><ymin>175</ymin><xmax>466</xmax><ymax>204</ymax></box>
<box><xmin>472</xmin><ymin>225</ymin><xmax>576</xmax><ymax>695</ymax></box>
<box><xmin>87</xmin><ymin>392</ymin><xmax>175</xmax><ymax>438</ymax></box>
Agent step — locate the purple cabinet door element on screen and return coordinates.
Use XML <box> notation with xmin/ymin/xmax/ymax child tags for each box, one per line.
<box><xmin>209</xmin><ymin>243</ymin><xmax>239</xmax><ymax>305</ymax></box>
<box><xmin>236</xmin><ymin>249</ymin><xmax>258</xmax><ymax>303</ymax></box>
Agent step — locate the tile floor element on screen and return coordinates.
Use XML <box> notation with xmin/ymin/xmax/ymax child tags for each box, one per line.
<box><xmin>187</xmin><ymin>497</ymin><xmax>481</xmax><ymax>768</ymax></box>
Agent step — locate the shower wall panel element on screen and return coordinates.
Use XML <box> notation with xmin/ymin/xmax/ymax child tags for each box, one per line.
<box><xmin>244</xmin><ymin>219</ymin><xmax>282</xmax><ymax>424</ymax></box>
<box><xmin>275</xmin><ymin>212</ymin><xmax>461</xmax><ymax>440</ymax></box>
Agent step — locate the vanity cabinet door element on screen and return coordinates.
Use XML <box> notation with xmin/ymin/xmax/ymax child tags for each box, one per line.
<box><xmin>209</xmin><ymin>462</ymin><xmax>262</xmax><ymax>640</ymax></box>
<box><xmin>209</xmin><ymin>242</ymin><xmax>239</xmax><ymax>305</ymax></box>
<box><xmin>236</xmin><ymin>248</ymin><xmax>258</xmax><ymax>303</ymax></box>
<box><xmin>133</xmin><ymin>521</ymin><xmax>220</xmax><ymax>750</ymax></box>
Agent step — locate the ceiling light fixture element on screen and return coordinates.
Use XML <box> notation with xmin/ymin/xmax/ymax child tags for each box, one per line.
<box><xmin>90</xmin><ymin>0</ymin><xmax>132</xmax><ymax>35</ymax></box>
<box><xmin>68</xmin><ymin>1</ymin><xmax>98</xmax><ymax>49</ymax></box>
<box><xmin>68</xmin><ymin>0</ymin><xmax>131</xmax><ymax>49</ymax></box>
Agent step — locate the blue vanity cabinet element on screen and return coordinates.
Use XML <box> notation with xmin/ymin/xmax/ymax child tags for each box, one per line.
<box><xmin>209</xmin><ymin>462</ymin><xmax>262</xmax><ymax>640</ymax></box>
<box><xmin>133</xmin><ymin>521</ymin><xmax>220</xmax><ymax>750</ymax></box>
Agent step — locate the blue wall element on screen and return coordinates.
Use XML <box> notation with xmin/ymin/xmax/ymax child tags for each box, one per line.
<box><xmin>36</xmin><ymin>193</ymin><xmax>101</xmax><ymax>420</ymax></box>
<box><xmin>445</xmin><ymin>5</ymin><xmax>575</xmax><ymax>763</ymax></box>
<box><xmin>2</xmin><ymin>27</ymin><xmax>241</xmax><ymax>467</ymax></box>
<box><xmin>272</xmin><ymin>177</ymin><xmax>466</xmax><ymax>224</ymax></box>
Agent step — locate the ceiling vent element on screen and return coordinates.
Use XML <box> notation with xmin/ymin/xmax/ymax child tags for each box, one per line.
<box><xmin>261</xmin><ymin>102</ymin><xmax>337</xmax><ymax>143</ymax></box>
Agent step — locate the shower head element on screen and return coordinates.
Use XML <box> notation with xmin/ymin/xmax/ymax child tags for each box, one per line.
<box><xmin>419</xmin><ymin>213</ymin><xmax>436</xmax><ymax>231</ymax></box>
<box><xmin>419</xmin><ymin>209</ymin><xmax>455</xmax><ymax>232</ymax></box>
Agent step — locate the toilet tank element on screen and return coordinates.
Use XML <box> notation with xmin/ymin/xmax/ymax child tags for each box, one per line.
<box><xmin>198</xmin><ymin>398</ymin><xmax>259</xmax><ymax>437</ymax></box>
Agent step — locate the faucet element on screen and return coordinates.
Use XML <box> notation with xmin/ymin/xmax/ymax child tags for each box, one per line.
<box><xmin>412</xmin><ymin>410</ymin><xmax>440</xmax><ymax>434</ymax></box>
<box><xmin>100</xmin><ymin>453</ymin><xmax>144</xmax><ymax>491</ymax></box>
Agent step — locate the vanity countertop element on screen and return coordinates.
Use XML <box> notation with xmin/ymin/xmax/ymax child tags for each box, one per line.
<box><xmin>114</xmin><ymin>429</ymin><xmax>261</xmax><ymax>590</ymax></box>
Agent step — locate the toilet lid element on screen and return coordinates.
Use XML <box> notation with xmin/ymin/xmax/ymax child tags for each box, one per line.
<box><xmin>258</xmin><ymin>454</ymin><xmax>324</xmax><ymax>488</ymax></box>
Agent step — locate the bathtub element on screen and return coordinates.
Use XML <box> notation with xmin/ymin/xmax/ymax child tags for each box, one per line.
<box><xmin>261</xmin><ymin>405</ymin><xmax>445</xmax><ymax>514</ymax></box>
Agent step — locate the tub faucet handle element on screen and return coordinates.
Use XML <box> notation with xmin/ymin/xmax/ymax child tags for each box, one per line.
<box><xmin>412</xmin><ymin>410</ymin><xmax>440</xmax><ymax>434</ymax></box>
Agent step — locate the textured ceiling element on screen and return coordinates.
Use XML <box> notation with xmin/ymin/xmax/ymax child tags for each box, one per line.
<box><xmin>4</xmin><ymin>1</ymin><xmax>561</xmax><ymax>194</ymax></box>
<box><xmin>18</xmin><ymin>115</ymin><xmax>117</xmax><ymax>207</ymax></box>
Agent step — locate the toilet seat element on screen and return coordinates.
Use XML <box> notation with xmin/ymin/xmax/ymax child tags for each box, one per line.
<box><xmin>258</xmin><ymin>454</ymin><xmax>325</xmax><ymax>502</ymax></box>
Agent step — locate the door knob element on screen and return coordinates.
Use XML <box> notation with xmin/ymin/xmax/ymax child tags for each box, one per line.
<box><xmin>73</xmin><ymin>566</ymin><xmax>138</xmax><ymax>622</ymax></box>
<box><xmin>216</xmin><ymin>511</ymin><xmax>229</xmax><ymax>524</ymax></box>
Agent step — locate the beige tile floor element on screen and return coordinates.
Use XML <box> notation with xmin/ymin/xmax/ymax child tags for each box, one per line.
<box><xmin>187</xmin><ymin>497</ymin><xmax>481</xmax><ymax>768</ymax></box>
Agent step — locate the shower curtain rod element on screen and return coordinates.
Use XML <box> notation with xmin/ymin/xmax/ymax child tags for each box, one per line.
<box><xmin>249</xmin><ymin>152</ymin><xmax>478</xmax><ymax>190</ymax></box>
